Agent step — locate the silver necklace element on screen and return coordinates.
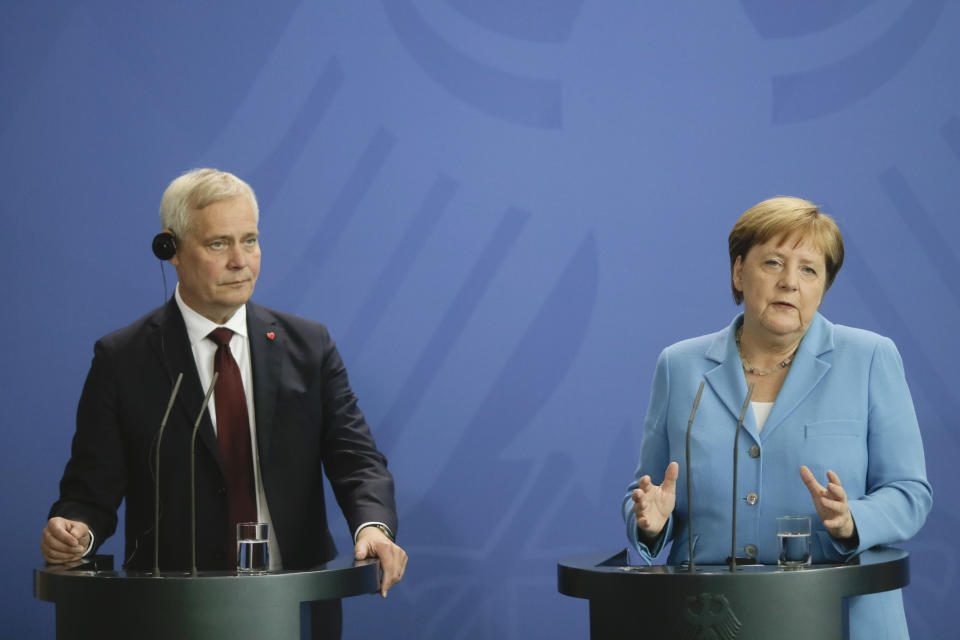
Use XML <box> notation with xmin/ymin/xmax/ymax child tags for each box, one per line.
<box><xmin>735</xmin><ymin>326</ymin><xmax>797</xmax><ymax>376</ymax></box>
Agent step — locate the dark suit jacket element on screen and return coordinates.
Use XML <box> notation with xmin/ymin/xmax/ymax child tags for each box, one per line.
<box><xmin>51</xmin><ymin>299</ymin><xmax>397</xmax><ymax>571</ymax></box>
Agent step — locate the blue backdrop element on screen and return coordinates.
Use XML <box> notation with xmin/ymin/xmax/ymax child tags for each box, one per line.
<box><xmin>3</xmin><ymin>2</ymin><xmax>957</xmax><ymax>638</ymax></box>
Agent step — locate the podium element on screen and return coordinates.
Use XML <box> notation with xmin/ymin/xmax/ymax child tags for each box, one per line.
<box><xmin>34</xmin><ymin>555</ymin><xmax>379</xmax><ymax>640</ymax></box>
<box><xmin>557</xmin><ymin>547</ymin><xmax>908</xmax><ymax>639</ymax></box>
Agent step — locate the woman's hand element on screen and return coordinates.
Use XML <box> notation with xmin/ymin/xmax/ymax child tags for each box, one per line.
<box><xmin>632</xmin><ymin>462</ymin><xmax>679</xmax><ymax>542</ymax></box>
<box><xmin>799</xmin><ymin>466</ymin><xmax>857</xmax><ymax>540</ymax></box>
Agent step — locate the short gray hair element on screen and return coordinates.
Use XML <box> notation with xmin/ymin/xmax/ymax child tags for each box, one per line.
<box><xmin>159</xmin><ymin>168</ymin><xmax>259</xmax><ymax>239</ymax></box>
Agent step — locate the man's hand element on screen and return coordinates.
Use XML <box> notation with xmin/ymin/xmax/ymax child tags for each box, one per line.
<box><xmin>41</xmin><ymin>517</ymin><xmax>91</xmax><ymax>564</ymax></box>
<box><xmin>799</xmin><ymin>466</ymin><xmax>857</xmax><ymax>541</ymax></box>
<box><xmin>355</xmin><ymin>526</ymin><xmax>407</xmax><ymax>598</ymax></box>
<box><xmin>631</xmin><ymin>461</ymin><xmax>679</xmax><ymax>542</ymax></box>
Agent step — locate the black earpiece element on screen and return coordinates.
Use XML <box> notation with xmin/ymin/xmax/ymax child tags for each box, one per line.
<box><xmin>152</xmin><ymin>232</ymin><xmax>177</xmax><ymax>260</ymax></box>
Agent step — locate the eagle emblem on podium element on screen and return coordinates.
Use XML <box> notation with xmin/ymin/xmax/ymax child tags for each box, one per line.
<box><xmin>679</xmin><ymin>592</ymin><xmax>743</xmax><ymax>640</ymax></box>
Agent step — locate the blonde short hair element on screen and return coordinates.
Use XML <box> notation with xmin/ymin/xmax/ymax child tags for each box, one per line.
<box><xmin>159</xmin><ymin>168</ymin><xmax>259</xmax><ymax>239</ymax></box>
<box><xmin>728</xmin><ymin>197</ymin><xmax>844</xmax><ymax>304</ymax></box>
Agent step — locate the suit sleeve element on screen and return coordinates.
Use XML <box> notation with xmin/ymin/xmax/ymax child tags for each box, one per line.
<box><xmin>839</xmin><ymin>337</ymin><xmax>932</xmax><ymax>554</ymax></box>
<box><xmin>49</xmin><ymin>340</ymin><xmax>127</xmax><ymax>552</ymax></box>
<box><xmin>319</xmin><ymin>330</ymin><xmax>398</xmax><ymax>539</ymax></box>
<box><xmin>622</xmin><ymin>348</ymin><xmax>675</xmax><ymax>562</ymax></box>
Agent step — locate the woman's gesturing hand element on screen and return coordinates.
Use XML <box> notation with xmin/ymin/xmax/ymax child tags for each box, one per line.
<box><xmin>800</xmin><ymin>466</ymin><xmax>857</xmax><ymax>541</ymax></box>
<box><xmin>632</xmin><ymin>461</ymin><xmax>679</xmax><ymax>541</ymax></box>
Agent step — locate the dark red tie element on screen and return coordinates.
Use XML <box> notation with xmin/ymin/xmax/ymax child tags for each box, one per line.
<box><xmin>208</xmin><ymin>328</ymin><xmax>257</xmax><ymax>537</ymax></box>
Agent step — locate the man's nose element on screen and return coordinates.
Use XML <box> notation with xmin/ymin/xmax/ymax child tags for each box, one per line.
<box><xmin>225</xmin><ymin>244</ymin><xmax>247</xmax><ymax>268</ymax></box>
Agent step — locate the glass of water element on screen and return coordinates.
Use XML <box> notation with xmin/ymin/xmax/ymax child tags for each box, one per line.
<box><xmin>777</xmin><ymin>516</ymin><xmax>811</xmax><ymax>568</ymax></box>
<box><xmin>236</xmin><ymin>522</ymin><xmax>270</xmax><ymax>573</ymax></box>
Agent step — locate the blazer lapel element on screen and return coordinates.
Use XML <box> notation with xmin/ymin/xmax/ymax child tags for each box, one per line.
<box><xmin>703</xmin><ymin>316</ymin><xmax>760</xmax><ymax>438</ymax></box>
<box><xmin>247</xmin><ymin>303</ymin><xmax>281</xmax><ymax>461</ymax></box>
<box><xmin>147</xmin><ymin>299</ymin><xmax>224</xmax><ymax>471</ymax></box>
<box><xmin>757</xmin><ymin>312</ymin><xmax>834</xmax><ymax>440</ymax></box>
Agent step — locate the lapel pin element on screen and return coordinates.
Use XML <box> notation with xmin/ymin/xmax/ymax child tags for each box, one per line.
<box><xmin>266</xmin><ymin>332</ymin><xmax>276</xmax><ymax>341</ymax></box>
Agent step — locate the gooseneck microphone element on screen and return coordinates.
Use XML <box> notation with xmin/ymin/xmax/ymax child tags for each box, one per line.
<box><xmin>190</xmin><ymin>372</ymin><xmax>219</xmax><ymax>576</ymax></box>
<box><xmin>730</xmin><ymin>383</ymin><xmax>755</xmax><ymax>573</ymax></box>
<box><xmin>153</xmin><ymin>372</ymin><xmax>184</xmax><ymax>576</ymax></box>
<box><xmin>684</xmin><ymin>381</ymin><xmax>705</xmax><ymax>572</ymax></box>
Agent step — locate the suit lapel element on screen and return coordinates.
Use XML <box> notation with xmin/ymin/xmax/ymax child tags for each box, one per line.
<box><xmin>147</xmin><ymin>299</ymin><xmax>224</xmax><ymax>471</ymax></box>
<box><xmin>247</xmin><ymin>303</ymin><xmax>281</xmax><ymax>461</ymax></box>
<box><xmin>758</xmin><ymin>313</ymin><xmax>834</xmax><ymax>440</ymax></box>
<box><xmin>703</xmin><ymin>316</ymin><xmax>760</xmax><ymax>438</ymax></box>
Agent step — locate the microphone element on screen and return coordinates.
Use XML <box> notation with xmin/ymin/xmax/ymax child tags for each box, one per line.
<box><xmin>684</xmin><ymin>381</ymin><xmax>705</xmax><ymax>572</ymax></box>
<box><xmin>189</xmin><ymin>372</ymin><xmax>218</xmax><ymax>576</ymax></box>
<box><xmin>729</xmin><ymin>383</ymin><xmax>755</xmax><ymax>573</ymax></box>
<box><xmin>153</xmin><ymin>372</ymin><xmax>184</xmax><ymax>576</ymax></box>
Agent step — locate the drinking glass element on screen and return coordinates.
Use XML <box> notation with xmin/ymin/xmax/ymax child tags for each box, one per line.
<box><xmin>236</xmin><ymin>522</ymin><xmax>270</xmax><ymax>573</ymax></box>
<box><xmin>777</xmin><ymin>516</ymin><xmax>811</xmax><ymax>568</ymax></box>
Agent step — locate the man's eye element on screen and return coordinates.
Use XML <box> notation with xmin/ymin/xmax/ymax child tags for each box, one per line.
<box><xmin>210</xmin><ymin>241</ymin><xmax>225</xmax><ymax>250</ymax></box>
<box><xmin>244</xmin><ymin>237</ymin><xmax>258</xmax><ymax>246</ymax></box>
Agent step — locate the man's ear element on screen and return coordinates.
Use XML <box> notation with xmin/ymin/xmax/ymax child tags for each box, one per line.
<box><xmin>152</xmin><ymin>229</ymin><xmax>179</xmax><ymax>264</ymax></box>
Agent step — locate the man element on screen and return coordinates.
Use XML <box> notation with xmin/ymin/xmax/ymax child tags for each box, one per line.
<box><xmin>41</xmin><ymin>168</ymin><xmax>406</xmax><ymax>637</ymax></box>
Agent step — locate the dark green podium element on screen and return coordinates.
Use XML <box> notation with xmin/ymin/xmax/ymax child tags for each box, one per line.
<box><xmin>558</xmin><ymin>547</ymin><xmax>909</xmax><ymax>639</ymax></box>
<box><xmin>34</xmin><ymin>555</ymin><xmax>379</xmax><ymax>640</ymax></box>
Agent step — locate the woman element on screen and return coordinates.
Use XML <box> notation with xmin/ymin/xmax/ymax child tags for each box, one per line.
<box><xmin>622</xmin><ymin>197</ymin><xmax>932</xmax><ymax>638</ymax></box>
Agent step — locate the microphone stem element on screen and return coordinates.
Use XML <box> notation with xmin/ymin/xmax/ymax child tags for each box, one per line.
<box><xmin>153</xmin><ymin>373</ymin><xmax>183</xmax><ymax>576</ymax></box>
<box><xmin>730</xmin><ymin>383</ymin><xmax>754</xmax><ymax>573</ymax></box>
<box><xmin>190</xmin><ymin>372</ymin><xmax>218</xmax><ymax>576</ymax></box>
<box><xmin>685</xmin><ymin>382</ymin><xmax>705</xmax><ymax>572</ymax></box>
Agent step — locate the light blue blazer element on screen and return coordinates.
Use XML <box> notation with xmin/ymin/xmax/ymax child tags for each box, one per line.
<box><xmin>622</xmin><ymin>313</ymin><xmax>932</xmax><ymax>640</ymax></box>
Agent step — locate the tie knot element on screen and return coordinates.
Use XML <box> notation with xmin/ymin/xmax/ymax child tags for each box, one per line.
<box><xmin>209</xmin><ymin>327</ymin><xmax>234</xmax><ymax>347</ymax></box>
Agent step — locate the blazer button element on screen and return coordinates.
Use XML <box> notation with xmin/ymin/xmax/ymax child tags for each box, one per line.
<box><xmin>749</xmin><ymin>445</ymin><xmax>760</xmax><ymax>458</ymax></box>
<box><xmin>218</xmin><ymin>487</ymin><xmax>227</xmax><ymax>496</ymax></box>
<box><xmin>746</xmin><ymin>492</ymin><xmax>759</xmax><ymax>505</ymax></box>
<box><xmin>744</xmin><ymin>544</ymin><xmax>758</xmax><ymax>558</ymax></box>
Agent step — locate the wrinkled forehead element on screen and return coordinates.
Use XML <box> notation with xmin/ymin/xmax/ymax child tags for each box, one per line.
<box><xmin>186</xmin><ymin>197</ymin><xmax>259</xmax><ymax>237</ymax></box>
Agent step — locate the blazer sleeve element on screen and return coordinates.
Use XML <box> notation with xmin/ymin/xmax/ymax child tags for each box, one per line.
<box><xmin>49</xmin><ymin>340</ymin><xmax>127</xmax><ymax>551</ymax></box>
<box><xmin>319</xmin><ymin>328</ymin><xmax>398</xmax><ymax>538</ymax></box>
<box><xmin>622</xmin><ymin>348</ymin><xmax>675</xmax><ymax>562</ymax></box>
<box><xmin>839</xmin><ymin>337</ymin><xmax>932</xmax><ymax>554</ymax></box>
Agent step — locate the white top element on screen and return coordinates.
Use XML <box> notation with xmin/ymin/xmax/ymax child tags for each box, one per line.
<box><xmin>751</xmin><ymin>401</ymin><xmax>775</xmax><ymax>432</ymax></box>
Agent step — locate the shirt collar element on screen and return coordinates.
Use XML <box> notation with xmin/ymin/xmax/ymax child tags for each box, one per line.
<box><xmin>174</xmin><ymin>283</ymin><xmax>248</xmax><ymax>347</ymax></box>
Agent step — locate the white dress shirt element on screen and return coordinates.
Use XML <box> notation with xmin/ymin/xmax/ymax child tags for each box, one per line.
<box><xmin>175</xmin><ymin>286</ymin><xmax>284</xmax><ymax>569</ymax></box>
<box><xmin>174</xmin><ymin>287</ymin><xmax>393</xmax><ymax>568</ymax></box>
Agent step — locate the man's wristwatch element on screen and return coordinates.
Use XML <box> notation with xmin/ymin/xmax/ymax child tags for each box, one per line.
<box><xmin>368</xmin><ymin>524</ymin><xmax>395</xmax><ymax>542</ymax></box>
